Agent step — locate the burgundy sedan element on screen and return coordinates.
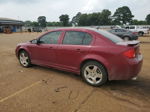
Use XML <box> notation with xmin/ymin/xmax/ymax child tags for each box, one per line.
<box><xmin>16</xmin><ymin>28</ymin><xmax>143</xmax><ymax>86</ymax></box>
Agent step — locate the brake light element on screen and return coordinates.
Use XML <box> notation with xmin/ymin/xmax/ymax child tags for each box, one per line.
<box><xmin>123</xmin><ymin>49</ymin><xmax>135</xmax><ymax>58</ymax></box>
<box><xmin>132</xmin><ymin>32</ymin><xmax>138</xmax><ymax>35</ymax></box>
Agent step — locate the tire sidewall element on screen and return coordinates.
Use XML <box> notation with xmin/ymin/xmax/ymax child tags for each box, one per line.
<box><xmin>123</xmin><ymin>36</ymin><xmax>130</xmax><ymax>41</ymax></box>
<box><xmin>138</xmin><ymin>32</ymin><xmax>143</xmax><ymax>36</ymax></box>
<box><xmin>81</xmin><ymin>61</ymin><xmax>108</xmax><ymax>86</ymax></box>
<box><xmin>19</xmin><ymin>50</ymin><xmax>31</xmax><ymax>67</ymax></box>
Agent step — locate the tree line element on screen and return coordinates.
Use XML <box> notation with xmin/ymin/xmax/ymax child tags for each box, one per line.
<box><xmin>24</xmin><ymin>6</ymin><xmax>150</xmax><ymax>27</ymax></box>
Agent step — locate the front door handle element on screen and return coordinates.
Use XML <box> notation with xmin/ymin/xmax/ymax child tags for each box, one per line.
<box><xmin>76</xmin><ymin>48</ymin><xmax>82</xmax><ymax>53</ymax></box>
<box><xmin>76</xmin><ymin>49</ymin><xmax>80</xmax><ymax>51</ymax></box>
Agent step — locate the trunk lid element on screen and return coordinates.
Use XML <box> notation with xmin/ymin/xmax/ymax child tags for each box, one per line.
<box><xmin>117</xmin><ymin>40</ymin><xmax>140</xmax><ymax>58</ymax></box>
<box><xmin>117</xmin><ymin>40</ymin><xmax>140</xmax><ymax>46</ymax></box>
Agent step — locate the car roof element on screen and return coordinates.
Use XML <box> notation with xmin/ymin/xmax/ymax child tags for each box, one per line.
<box><xmin>47</xmin><ymin>27</ymin><xmax>98</xmax><ymax>33</ymax></box>
<box><xmin>111</xmin><ymin>28</ymin><xmax>126</xmax><ymax>30</ymax></box>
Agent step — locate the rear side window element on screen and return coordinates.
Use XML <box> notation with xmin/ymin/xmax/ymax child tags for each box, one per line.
<box><xmin>83</xmin><ymin>33</ymin><xmax>93</xmax><ymax>45</ymax></box>
<box><xmin>129</xmin><ymin>26</ymin><xmax>135</xmax><ymax>29</ymax></box>
<box><xmin>115</xmin><ymin>29</ymin><xmax>121</xmax><ymax>32</ymax></box>
<box><xmin>63</xmin><ymin>31</ymin><xmax>92</xmax><ymax>45</ymax></box>
<box><xmin>121</xmin><ymin>29</ymin><xmax>127</xmax><ymax>32</ymax></box>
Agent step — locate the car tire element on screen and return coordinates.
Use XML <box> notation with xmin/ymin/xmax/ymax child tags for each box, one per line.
<box><xmin>19</xmin><ymin>50</ymin><xmax>31</xmax><ymax>67</ymax></box>
<box><xmin>81</xmin><ymin>61</ymin><xmax>108</xmax><ymax>86</ymax></box>
<box><xmin>138</xmin><ymin>32</ymin><xmax>144</xmax><ymax>36</ymax></box>
<box><xmin>123</xmin><ymin>36</ymin><xmax>130</xmax><ymax>41</ymax></box>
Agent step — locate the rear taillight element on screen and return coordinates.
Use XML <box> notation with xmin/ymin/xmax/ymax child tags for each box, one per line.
<box><xmin>123</xmin><ymin>49</ymin><xmax>135</xmax><ymax>58</ymax></box>
<box><xmin>132</xmin><ymin>32</ymin><xmax>138</xmax><ymax>35</ymax></box>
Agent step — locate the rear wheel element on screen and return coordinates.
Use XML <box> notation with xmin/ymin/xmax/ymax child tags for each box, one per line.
<box><xmin>81</xmin><ymin>61</ymin><xmax>108</xmax><ymax>86</ymax></box>
<box><xmin>124</xmin><ymin>36</ymin><xmax>130</xmax><ymax>41</ymax></box>
<box><xmin>138</xmin><ymin>32</ymin><xmax>144</xmax><ymax>36</ymax></box>
<box><xmin>19</xmin><ymin>50</ymin><xmax>31</xmax><ymax>67</ymax></box>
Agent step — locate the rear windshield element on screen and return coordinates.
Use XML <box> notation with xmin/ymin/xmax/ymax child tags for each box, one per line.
<box><xmin>94</xmin><ymin>29</ymin><xmax>123</xmax><ymax>43</ymax></box>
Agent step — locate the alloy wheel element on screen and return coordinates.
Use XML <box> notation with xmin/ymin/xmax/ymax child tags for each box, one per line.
<box><xmin>19</xmin><ymin>52</ymin><xmax>29</xmax><ymax>67</ymax></box>
<box><xmin>84</xmin><ymin>65</ymin><xmax>103</xmax><ymax>84</ymax></box>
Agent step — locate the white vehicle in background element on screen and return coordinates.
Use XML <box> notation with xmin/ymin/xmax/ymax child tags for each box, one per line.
<box><xmin>125</xmin><ymin>26</ymin><xmax>149</xmax><ymax>36</ymax></box>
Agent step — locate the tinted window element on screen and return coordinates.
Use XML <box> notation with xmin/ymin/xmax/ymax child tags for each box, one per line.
<box><xmin>114</xmin><ymin>29</ymin><xmax>126</xmax><ymax>32</ymax></box>
<box><xmin>115</xmin><ymin>29</ymin><xmax>121</xmax><ymax>32</ymax></box>
<box><xmin>109</xmin><ymin>29</ymin><xmax>115</xmax><ymax>33</ymax></box>
<box><xmin>63</xmin><ymin>31</ymin><xmax>92</xmax><ymax>45</ymax></box>
<box><xmin>121</xmin><ymin>29</ymin><xmax>127</xmax><ymax>32</ymax></box>
<box><xmin>83</xmin><ymin>33</ymin><xmax>93</xmax><ymax>45</ymax></box>
<box><xmin>39</xmin><ymin>31</ymin><xmax>62</xmax><ymax>44</ymax></box>
<box><xmin>129</xmin><ymin>26</ymin><xmax>135</xmax><ymax>29</ymax></box>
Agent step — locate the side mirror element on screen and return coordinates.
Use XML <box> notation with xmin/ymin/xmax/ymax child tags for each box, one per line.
<box><xmin>30</xmin><ymin>39</ymin><xmax>44</xmax><ymax>44</ymax></box>
<box><xmin>30</xmin><ymin>39</ymin><xmax>39</xmax><ymax>44</ymax></box>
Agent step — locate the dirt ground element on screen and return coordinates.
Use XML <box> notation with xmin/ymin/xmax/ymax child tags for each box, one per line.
<box><xmin>0</xmin><ymin>32</ymin><xmax>150</xmax><ymax>112</ymax></box>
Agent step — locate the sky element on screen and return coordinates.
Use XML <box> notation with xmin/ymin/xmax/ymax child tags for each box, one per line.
<box><xmin>0</xmin><ymin>0</ymin><xmax>150</xmax><ymax>21</ymax></box>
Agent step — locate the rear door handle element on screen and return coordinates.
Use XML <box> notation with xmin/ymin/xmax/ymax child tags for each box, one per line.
<box><xmin>49</xmin><ymin>47</ymin><xmax>53</xmax><ymax>49</ymax></box>
<box><xmin>76</xmin><ymin>49</ymin><xmax>80</xmax><ymax>51</ymax></box>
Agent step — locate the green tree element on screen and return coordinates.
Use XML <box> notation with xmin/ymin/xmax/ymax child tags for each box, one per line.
<box><xmin>78</xmin><ymin>14</ymin><xmax>89</xmax><ymax>26</ymax></box>
<box><xmin>38</xmin><ymin>16</ymin><xmax>46</xmax><ymax>27</ymax></box>
<box><xmin>131</xmin><ymin>19</ymin><xmax>139</xmax><ymax>25</ymax></box>
<box><xmin>72</xmin><ymin>12</ymin><xmax>82</xmax><ymax>26</ymax></box>
<box><xmin>146</xmin><ymin>14</ymin><xmax>150</xmax><ymax>25</ymax></box>
<box><xmin>99</xmin><ymin>9</ymin><xmax>112</xmax><ymax>25</ymax></box>
<box><xmin>24</xmin><ymin>21</ymin><xmax>32</xmax><ymax>27</ymax></box>
<box><xmin>78</xmin><ymin>10</ymin><xmax>112</xmax><ymax>26</ymax></box>
<box><xmin>31</xmin><ymin>21</ymin><xmax>39</xmax><ymax>27</ymax></box>
<box><xmin>59</xmin><ymin>14</ymin><xmax>69</xmax><ymax>26</ymax></box>
<box><xmin>46</xmin><ymin>22</ymin><xmax>63</xmax><ymax>26</ymax></box>
<box><xmin>131</xmin><ymin>19</ymin><xmax>147</xmax><ymax>25</ymax></box>
<box><xmin>113</xmin><ymin>6</ymin><xmax>134</xmax><ymax>25</ymax></box>
<box><xmin>88</xmin><ymin>13</ymin><xmax>100</xmax><ymax>25</ymax></box>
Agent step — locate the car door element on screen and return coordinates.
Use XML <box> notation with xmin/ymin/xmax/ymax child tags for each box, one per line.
<box><xmin>57</xmin><ymin>31</ymin><xmax>93</xmax><ymax>71</ymax></box>
<box><xmin>116</xmin><ymin>29</ymin><xmax>124</xmax><ymax>37</ymax></box>
<box><xmin>28</xmin><ymin>31</ymin><xmax>62</xmax><ymax>65</ymax></box>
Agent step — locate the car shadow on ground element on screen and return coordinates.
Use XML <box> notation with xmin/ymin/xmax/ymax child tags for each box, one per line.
<box><xmin>102</xmin><ymin>77</ymin><xmax>150</xmax><ymax>100</ymax></box>
<box><xmin>30</xmin><ymin>65</ymin><xmax>150</xmax><ymax>100</ymax></box>
<box><xmin>31</xmin><ymin>65</ymin><xmax>82</xmax><ymax>81</ymax></box>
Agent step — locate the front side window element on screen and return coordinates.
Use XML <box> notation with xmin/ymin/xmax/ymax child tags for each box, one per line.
<box><xmin>63</xmin><ymin>31</ymin><xmax>92</xmax><ymax>45</ymax></box>
<box><xmin>39</xmin><ymin>31</ymin><xmax>62</xmax><ymax>44</ymax></box>
<box><xmin>115</xmin><ymin>29</ymin><xmax>125</xmax><ymax>32</ymax></box>
<box><xmin>109</xmin><ymin>29</ymin><xmax>115</xmax><ymax>33</ymax></box>
<box><xmin>121</xmin><ymin>29</ymin><xmax>127</xmax><ymax>32</ymax></box>
<box><xmin>115</xmin><ymin>29</ymin><xmax>120</xmax><ymax>32</ymax></box>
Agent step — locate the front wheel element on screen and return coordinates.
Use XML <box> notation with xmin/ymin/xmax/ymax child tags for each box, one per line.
<box><xmin>81</xmin><ymin>61</ymin><xmax>108</xmax><ymax>86</ymax></box>
<box><xmin>19</xmin><ymin>50</ymin><xmax>31</xmax><ymax>67</ymax></box>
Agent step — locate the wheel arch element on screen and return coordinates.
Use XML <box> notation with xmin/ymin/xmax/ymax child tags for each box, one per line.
<box><xmin>80</xmin><ymin>58</ymin><xmax>109</xmax><ymax>78</ymax></box>
<box><xmin>138</xmin><ymin>31</ymin><xmax>144</xmax><ymax>33</ymax></box>
<box><xmin>17</xmin><ymin>48</ymin><xmax>29</xmax><ymax>58</ymax></box>
<box><xmin>123</xmin><ymin>35</ymin><xmax>131</xmax><ymax>39</ymax></box>
<box><xmin>138</xmin><ymin>31</ymin><xmax>144</xmax><ymax>35</ymax></box>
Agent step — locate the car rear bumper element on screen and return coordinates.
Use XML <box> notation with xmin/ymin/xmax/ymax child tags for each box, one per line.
<box><xmin>109</xmin><ymin>55</ymin><xmax>143</xmax><ymax>80</ymax></box>
<box><xmin>132</xmin><ymin>35</ymin><xmax>138</xmax><ymax>40</ymax></box>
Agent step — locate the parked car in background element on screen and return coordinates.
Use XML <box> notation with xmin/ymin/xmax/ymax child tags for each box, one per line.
<box><xmin>125</xmin><ymin>26</ymin><xmax>149</xmax><ymax>36</ymax></box>
<box><xmin>32</xmin><ymin>27</ymin><xmax>42</xmax><ymax>32</ymax></box>
<box><xmin>16</xmin><ymin>28</ymin><xmax>143</xmax><ymax>86</ymax></box>
<box><xmin>108</xmin><ymin>28</ymin><xmax>138</xmax><ymax>41</ymax></box>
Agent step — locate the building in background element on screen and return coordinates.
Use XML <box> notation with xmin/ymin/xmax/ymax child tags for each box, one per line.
<box><xmin>0</xmin><ymin>17</ymin><xmax>23</xmax><ymax>33</ymax></box>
